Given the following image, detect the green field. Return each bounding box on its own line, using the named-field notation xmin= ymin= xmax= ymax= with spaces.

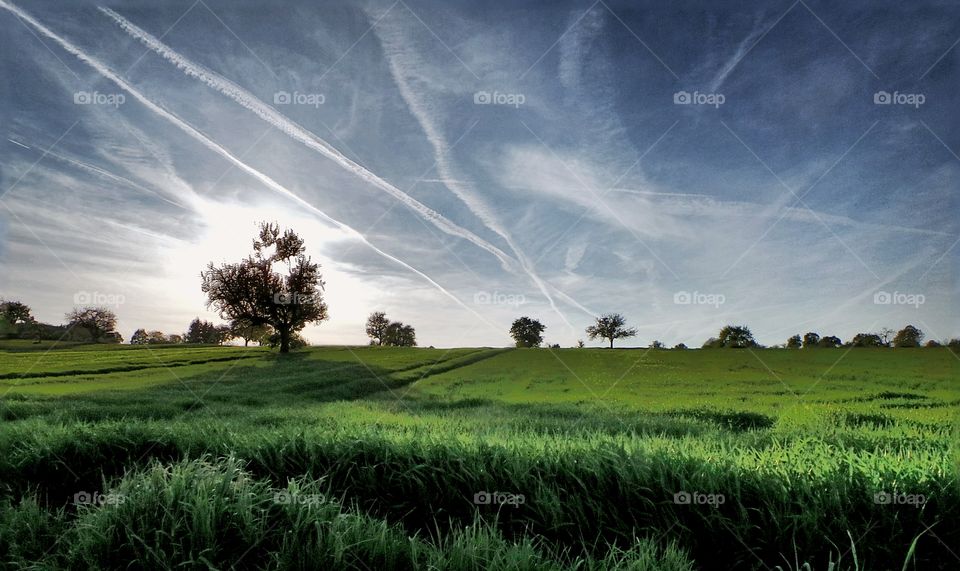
xmin=0 ymin=343 xmax=956 ymax=569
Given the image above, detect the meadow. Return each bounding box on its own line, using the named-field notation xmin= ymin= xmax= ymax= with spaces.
xmin=0 ymin=342 xmax=956 ymax=570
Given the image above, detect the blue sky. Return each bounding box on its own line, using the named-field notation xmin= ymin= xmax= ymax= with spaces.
xmin=1 ymin=0 xmax=957 ymax=347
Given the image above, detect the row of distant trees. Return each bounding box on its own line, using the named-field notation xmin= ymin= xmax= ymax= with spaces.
xmin=501 ymin=313 xmax=959 ymax=350
xmin=0 ymin=300 xmax=124 ymax=344
xmin=2 ymin=222 xmax=956 ymax=353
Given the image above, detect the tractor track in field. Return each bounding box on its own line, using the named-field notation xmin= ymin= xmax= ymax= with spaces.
xmin=0 ymin=353 xmax=263 ymax=383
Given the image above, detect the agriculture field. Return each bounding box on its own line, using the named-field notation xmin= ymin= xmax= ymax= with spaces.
xmin=0 ymin=344 xmax=957 ymax=570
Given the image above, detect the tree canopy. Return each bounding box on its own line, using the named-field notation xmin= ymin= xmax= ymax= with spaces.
xmin=585 ymin=313 xmax=637 ymax=348
xmin=509 ymin=317 xmax=545 ymax=348
xmin=201 ymin=222 xmax=327 ymax=353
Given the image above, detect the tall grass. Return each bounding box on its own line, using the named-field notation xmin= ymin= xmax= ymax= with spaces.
xmin=0 ymin=346 xmax=956 ymax=569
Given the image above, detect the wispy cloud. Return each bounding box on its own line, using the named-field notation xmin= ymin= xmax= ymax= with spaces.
xmin=98 ymin=6 xmax=518 ymax=273
xmin=1 ymin=0 xmax=494 ymax=325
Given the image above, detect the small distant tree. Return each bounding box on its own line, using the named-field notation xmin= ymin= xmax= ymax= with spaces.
xmin=925 ymin=339 xmax=942 ymax=348
xmin=509 ymin=317 xmax=546 ymax=348
xmin=0 ymin=300 xmax=32 ymax=325
xmin=167 ymin=334 xmax=184 ymax=344
xmin=130 ymin=328 xmax=149 ymax=345
xmin=650 ymin=340 xmax=665 ymax=349
xmin=576 ymin=339 xmax=585 ymax=348
xmin=893 ymin=325 xmax=923 ymax=348
xmin=383 ymin=322 xmax=416 ymax=347
xmin=262 ymin=331 xmax=308 ymax=350
xmin=365 ymin=312 xmax=390 ymax=346
xmin=818 ymin=335 xmax=841 ymax=348
xmin=201 ymin=222 xmax=329 ymax=353
xmin=849 ymin=333 xmax=882 ymax=347
xmin=231 ymin=319 xmax=270 ymax=347
xmin=185 ymin=318 xmax=226 ymax=344
xmin=786 ymin=334 xmax=802 ymax=349
xmin=717 ymin=325 xmax=756 ymax=348
xmin=802 ymin=332 xmax=820 ymax=348
xmin=878 ymin=327 xmax=895 ymax=347
xmin=66 ymin=306 xmax=119 ymax=343
xmin=673 ymin=343 xmax=687 ymax=350
xmin=702 ymin=337 xmax=722 ymax=349
xmin=586 ymin=313 xmax=637 ymax=348
xmin=215 ymin=325 xmax=233 ymax=345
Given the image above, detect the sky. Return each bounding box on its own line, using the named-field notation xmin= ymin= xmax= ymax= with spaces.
xmin=0 ymin=0 xmax=957 ymax=348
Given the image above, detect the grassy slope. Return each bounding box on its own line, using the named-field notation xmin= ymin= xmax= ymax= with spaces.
xmin=0 ymin=345 xmax=957 ymax=569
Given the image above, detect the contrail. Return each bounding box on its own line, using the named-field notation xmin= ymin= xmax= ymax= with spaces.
xmin=39 ymin=146 xmax=189 ymax=210
xmin=7 ymin=139 xmax=30 ymax=149
xmin=0 ymin=0 xmax=498 ymax=327
xmin=97 ymin=6 xmax=517 ymax=273
xmin=373 ymin=17 xmax=577 ymax=330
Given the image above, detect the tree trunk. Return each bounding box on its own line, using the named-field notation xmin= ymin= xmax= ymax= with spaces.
xmin=609 ymin=338 xmax=614 ymax=349
xmin=244 ymin=339 xmax=249 ymax=347
xmin=279 ymin=328 xmax=290 ymax=353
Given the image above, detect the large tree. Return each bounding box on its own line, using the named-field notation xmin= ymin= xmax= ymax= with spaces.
xmin=509 ymin=317 xmax=545 ymax=348
xmin=893 ymin=325 xmax=923 ymax=348
xmin=201 ymin=223 xmax=328 ymax=353
xmin=66 ymin=306 xmax=119 ymax=343
xmin=365 ymin=312 xmax=390 ymax=346
xmin=786 ymin=334 xmax=802 ymax=349
xmin=586 ymin=313 xmax=637 ymax=348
